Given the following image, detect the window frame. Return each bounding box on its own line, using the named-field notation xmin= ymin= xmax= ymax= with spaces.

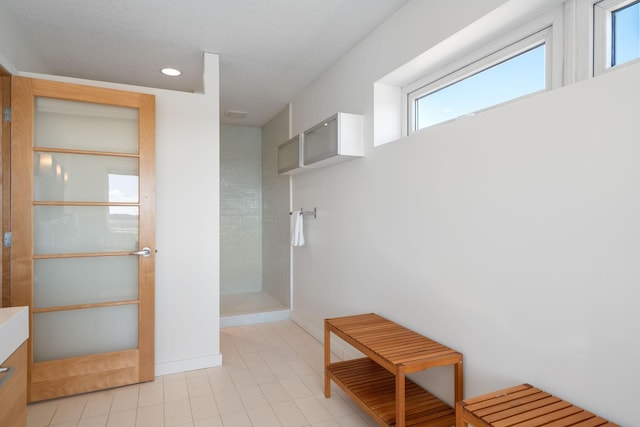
xmin=401 ymin=8 xmax=563 ymax=136
xmin=593 ymin=0 xmax=640 ymax=75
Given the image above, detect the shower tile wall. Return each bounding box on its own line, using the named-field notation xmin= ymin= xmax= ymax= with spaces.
xmin=220 ymin=124 xmax=263 ymax=294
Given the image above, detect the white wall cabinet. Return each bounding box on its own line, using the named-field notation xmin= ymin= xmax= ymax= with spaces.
xmin=277 ymin=134 xmax=304 ymax=175
xmin=303 ymin=113 xmax=363 ymax=168
xmin=277 ymin=112 xmax=364 ymax=175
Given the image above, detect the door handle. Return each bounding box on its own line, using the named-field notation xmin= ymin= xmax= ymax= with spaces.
xmin=130 ymin=247 xmax=152 ymax=257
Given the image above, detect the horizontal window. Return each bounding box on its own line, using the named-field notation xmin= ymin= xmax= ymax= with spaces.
xmin=612 ymin=1 xmax=640 ymax=65
xmin=414 ymin=44 xmax=545 ymax=130
xmin=594 ymin=0 xmax=640 ymax=74
xmin=407 ymin=30 xmax=551 ymax=133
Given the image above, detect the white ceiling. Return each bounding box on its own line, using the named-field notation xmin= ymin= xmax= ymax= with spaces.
xmin=2 ymin=0 xmax=409 ymax=126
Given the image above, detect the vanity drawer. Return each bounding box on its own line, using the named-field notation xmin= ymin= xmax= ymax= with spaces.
xmin=0 ymin=341 xmax=27 ymax=427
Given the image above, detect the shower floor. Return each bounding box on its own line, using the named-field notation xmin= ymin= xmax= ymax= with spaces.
xmin=220 ymin=290 xmax=286 ymax=315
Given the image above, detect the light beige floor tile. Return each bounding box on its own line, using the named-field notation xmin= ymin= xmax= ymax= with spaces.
xmin=246 ymin=406 xmax=282 ymax=427
xmin=271 ymin=400 xmax=310 ymax=427
xmin=49 ymin=422 xmax=76 ymax=427
xmin=317 ymin=393 xmax=356 ymax=418
xmin=220 ymin=411 xmax=253 ymax=427
xmin=163 ymin=372 xmax=186 ymax=382
xmin=50 ymin=395 xmax=88 ymax=424
xmin=220 ymin=353 xmax=246 ymax=369
xmin=237 ymin=384 xmax=269 ymax=409
xmin=258 ymin=348 xmax=283 ymax=362
xmin=82 ymin=391 xmax=114 ymax=419
xmin=208 ymin=371 xmax=235 ymax=393
xmin=110 ymin=385 xmax=139 ymax=413
xmin=248 ymin=364 xmax=277 ymax=384
xmin=276 ymin=344 xmax=300 ymax=362
xmin=294 ymin=396 xmax=333 ymax=424
xmin=190 ymin=394 xmax=219 ymax=421
xmin=267 ymin=360 xmax=297 ymax=381
xmin=335 ymin=413 xmax=371 ymax=427
xmin=240 ymin=351 xmax=265 ymax=367
xmin=299 ymin=373 xmax=324 ymax=395
xmin=106 ymin=408 xmax=136 ymax=427
xmin=305 ymin=354 xmax=326 ymax=374
xmin=228 ymin=366 xmax=256 ymax=388
xmin=164 ymin=399 xmax=193 ymax=427
xmin=135 ymin=403 xmax=164 ymax=427
xmin=186 ymin=375 xmax=213 ymax=398
xmin=193 ymin=417 xmax=223 ymax=427
xmin=27 ymin=320 xmax=351 ymax=427
xmin=78 ymin=415 xmax=108 ymax=427
xmin=229 ymin=339 xmax=256 ymax=356
xmin=185 ymin=369 xmax=208 ymax=379
xmin=164 ymin=378 xmax=189 ymax=402
xmin=213 ymin=389 xmax=244 ymax=415
xmin=287 ymin=359 xmax=316 ymax=377
xmin=281 ymin=377 xmax=314 ymax=400
xmin=259 ymin=381 xmax=292 ymax=405
xmin=27 ymin=400 xmax=59 ymax=427
xmin=312 ymin=420 xmax=341 ymax=427
xmin=138 ymin=381 xmax=164 ymax=407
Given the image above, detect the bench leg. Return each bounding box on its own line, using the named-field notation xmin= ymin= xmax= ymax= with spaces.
xmin=324 ymin=321 xmax=331 ymax=398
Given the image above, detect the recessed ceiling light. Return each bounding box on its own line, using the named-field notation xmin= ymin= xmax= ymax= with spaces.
xmin=161 ymin=68 xmax=181 ymax=77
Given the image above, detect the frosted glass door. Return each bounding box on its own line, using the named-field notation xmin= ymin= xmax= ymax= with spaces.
xmin=33 ymin=97 xmax=140 ymax=362
xmin=11 ymin=76 xmax=156 ymax=402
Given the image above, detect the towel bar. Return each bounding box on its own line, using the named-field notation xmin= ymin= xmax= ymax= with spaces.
xmin=289 ymin=207 xmax=316 ymax=218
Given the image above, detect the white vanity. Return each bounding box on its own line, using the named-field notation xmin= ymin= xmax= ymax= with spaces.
xmin=0 ymin=306 xmax=29 ymax=426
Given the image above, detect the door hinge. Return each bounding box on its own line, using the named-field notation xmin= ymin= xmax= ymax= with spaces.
xmin=2 ymin=107 xmax=10 ymax=123
xmin=3 ymin=232 xmax=11 ymax=248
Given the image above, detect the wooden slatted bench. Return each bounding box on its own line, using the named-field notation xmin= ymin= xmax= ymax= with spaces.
xmin=456 ymin=383 xmax=619 ymax=427
xmin=324 ymin=313 xmax=463 ymax=427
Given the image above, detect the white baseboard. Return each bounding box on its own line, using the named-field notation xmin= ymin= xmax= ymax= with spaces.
xmin=155 ymin=353 xmax=222 ymax=377
xmin=290 ymin=312 xmax=363 ymax=360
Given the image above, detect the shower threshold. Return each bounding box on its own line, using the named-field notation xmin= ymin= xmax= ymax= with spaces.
xmin=220 ymin=291 xmax=290 ymax=328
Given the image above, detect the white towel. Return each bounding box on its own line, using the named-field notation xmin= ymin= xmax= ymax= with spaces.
xmin=291 ymin=211 xmax=305 ymax=247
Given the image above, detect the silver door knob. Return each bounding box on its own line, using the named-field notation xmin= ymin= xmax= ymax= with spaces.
xmin=130 ymin=247 xmax=152 ymax=257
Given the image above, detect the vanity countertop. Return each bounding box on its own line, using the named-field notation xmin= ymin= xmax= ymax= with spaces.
xmin=0 ymin=306 xmax=29 ymax=363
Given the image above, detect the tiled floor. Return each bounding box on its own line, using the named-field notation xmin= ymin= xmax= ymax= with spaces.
xmin=27 ymin=320 xmax=377 ymax=427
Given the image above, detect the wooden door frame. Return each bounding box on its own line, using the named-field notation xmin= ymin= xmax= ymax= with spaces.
xmin=1 ymin=68 xmax=10 ymax=308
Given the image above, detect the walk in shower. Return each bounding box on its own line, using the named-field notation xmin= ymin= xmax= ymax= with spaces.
xmin=219 ymin=116 xmax=291 ymax=327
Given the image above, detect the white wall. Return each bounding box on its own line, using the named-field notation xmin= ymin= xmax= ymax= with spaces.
xmin=13 ymin=54 xmax=222 ymax=375
xmin=220 ymin=124 xmax=263 ymax=295
xmin=289 ymin=1 xmax=640 ymax=425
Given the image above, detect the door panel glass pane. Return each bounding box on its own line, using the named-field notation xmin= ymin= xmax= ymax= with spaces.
xmin=34 ymin=257 xmax=139 ymax=308
xmin=34 ymin=152 xmax=139 ymax=202
xmin=34 ymin=97 xmax=139 ymax=154
xmin=33 ymin=305 xmax=138 ymax=362
xmin=34 ymin=206 xmax=138 ymax=254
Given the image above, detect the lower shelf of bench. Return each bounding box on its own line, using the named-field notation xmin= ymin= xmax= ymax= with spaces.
xmin=327 ymin=358 xmax=455 ymax=427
